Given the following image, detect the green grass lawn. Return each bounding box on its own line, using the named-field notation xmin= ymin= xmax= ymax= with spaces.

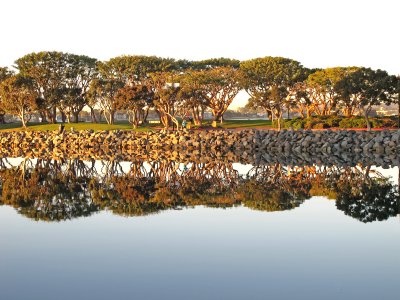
xmin=0 ymin=119 xmax=272 ymax=132
xmin=218 ymin=119 xmax=272 ymax=129
xmin=0 ymin=121 xmax=155 ymax=132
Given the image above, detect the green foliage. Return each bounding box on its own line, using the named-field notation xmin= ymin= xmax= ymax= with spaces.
xmin=334 ymin=67 xmax=398 ymax=130
xmin=240 ymin=56 xmax=307 ymax=129
xmin=0 ymin=67 xmax=13 ymax=81
xmin=338 ymin=117 xmax=367 ymax=128
xmin=0 ymin=75 xmax=37 ymax=127
xmin=190 ymin=58 xmax=240 ymax=70
xmin=15 ymin=51 xmax=97 ymax=123
xmin=274 ymin=116 xmax=397 ymax=129
xmin=98 ymin=55 xmax=174 ymax=81
xmin=180 ymin=67 xmax=242 ymax=122
xmin=3 ymin=52 xmax=398 ymax=130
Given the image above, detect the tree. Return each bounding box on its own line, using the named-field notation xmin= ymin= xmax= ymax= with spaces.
xmin=178 ymin=71 xmax=209 ymax=125
xmin=88 ymin=78 xmax=124 ymax=124
xmin=0 ymin=67 xmax=11 ymax=80
xmin=150 ymin=72 xmax=181 ymax=129
xmin=15 ymin=51 xmax=69 ymax=123
xmin=335 ymin=68 xmax=397 ymax=130
xmin=0 ymin=67 xmax=14 ymax=124
xmin=115 ymin=84 xmax=153 ymax=128
xmin=186 ymin=67 xmax=242 ymax=123
xmin=396 ymin=75 xmax=400 ymax=128
xmin=190 ymin=57 xmax=240 ymax=70
xmin=240 ymin=57 xmax=306 ymax=129
xmin=306 ymin=67 xmax=357 ymax=116
xmin=288 ymin=82 xmax=313 ymax=118
xmin=0 ymin=75 xmax=37 ymax=128
xmin=96 ymin=55 xmax=175 ymax=126
xmin=392 ymin=75 xmax=400 ymax=128
xmin=61 ymin=54 xmax=97 ymax=123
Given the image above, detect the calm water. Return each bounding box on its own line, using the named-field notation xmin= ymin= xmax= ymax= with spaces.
xmin=0 ymin=157 xmax=399 ymax=300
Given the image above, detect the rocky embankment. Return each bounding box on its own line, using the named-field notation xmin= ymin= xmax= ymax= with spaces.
xmin=0 ymin=129 xmax=399 ymax=165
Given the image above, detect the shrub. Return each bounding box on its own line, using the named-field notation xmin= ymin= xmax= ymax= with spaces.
xmin=273 ymin=116 xmax=397 ymax=129
xmin=338 ymin=117 xmax=367 ymax=128
xmin=325 ymin=116 xmax=342 ymax=128
xmin=313 ymin=122 xmax=330 ymax=129
xmin=371 ymin=117 xmax=397 ymax=128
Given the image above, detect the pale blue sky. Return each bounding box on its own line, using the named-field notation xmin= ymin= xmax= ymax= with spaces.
xmin=1 ymin=0 xmax=399 ymax=107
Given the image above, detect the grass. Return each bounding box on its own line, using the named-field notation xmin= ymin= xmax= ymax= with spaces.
xmin=218 ymin=119 xmax=272 ymax=129
xmin=0 ymin=121 xmax=155 ymax=132
xmin=0 ymin=119 xmax=273 ymax=132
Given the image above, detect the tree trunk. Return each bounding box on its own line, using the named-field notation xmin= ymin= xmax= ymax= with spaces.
xmin=306 ymin=108 xmax=311 ymax=118
xmin=363 ymin=107 xmax=371 ymax=131
xmin=192 ymin=107 xmax=202 ymax=126
xmin=50 ymin=106 xmax=57 ymax=123
xmin=104 ymin=110 xmax=115 ymax=125
xmin=143 ymin=107 xmax=149 ymax=124
xmin=160 ymin=114 xmax=169 ymax=128
xmin=276 ymin=114 xmax=282 ymax=131
xmin=213 ymin=110 xmax=223 ymax=123
xmin=398 ymin=94 xmax=400 ymax=129
xmin=40 ymin=111 xmax=47 ymax=123
xmin=20 ymin=109 xmax=27 ymax=128
xmin=73 ymin=112 xmax=79 ymax=123
xmin=129 ymin=109 xmax=140 ymax=129
xmin=61 ymin=111 xmax=67 ymax=123
xmin=89 ymin=106 xmax=98 ymax=123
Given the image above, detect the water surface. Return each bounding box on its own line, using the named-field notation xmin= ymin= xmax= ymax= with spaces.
xmin=0 ymin=157 xmax=399 ymax=300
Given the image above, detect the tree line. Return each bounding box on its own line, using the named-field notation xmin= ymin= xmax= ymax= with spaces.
xmin=0 ymin=52 xmax=399 ymax=129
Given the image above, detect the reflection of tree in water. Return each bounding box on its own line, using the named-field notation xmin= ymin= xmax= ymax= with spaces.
xmin=237 ymin=164 xmax=312 ymax=211
xmin=91 ymin=160 xmax=242 ymax=216
xmin=0 ymin=157 xmax=398 ymax=223
xmin=0 ymin=159 xmax=99 ymax=221
xmin=302 ymin=164 xmax=400 ymax=222
xmin=335 ymin=168 xmax=400 ymax=223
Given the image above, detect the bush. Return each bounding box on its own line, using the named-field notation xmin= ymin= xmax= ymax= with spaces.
xmin=313 ymin=122 xmax=330 ymax=129
xmin=338 ymin=117 xmax=367 ymax=128
xmin=325 ymin=116 xmax=342 ymax=128
xmin=371 ymin=117 xmax=397 ymax=128
xmin=272 ymin=116 xmax=397 ymax=129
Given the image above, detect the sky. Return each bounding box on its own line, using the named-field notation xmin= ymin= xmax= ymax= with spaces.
xmin=1 ymin=0 xmax=399 ymax=107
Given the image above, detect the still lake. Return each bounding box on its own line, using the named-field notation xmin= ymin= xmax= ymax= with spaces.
xmin=0 ymin=157 xmax=399 ymax=300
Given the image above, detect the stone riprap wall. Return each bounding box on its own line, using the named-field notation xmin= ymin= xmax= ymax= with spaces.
xmin=0 ymin=129 xmax=399 ymax=160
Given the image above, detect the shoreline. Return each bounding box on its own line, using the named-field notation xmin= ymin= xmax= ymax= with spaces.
xmin=0 ymin=129 xmax=399 ymax=162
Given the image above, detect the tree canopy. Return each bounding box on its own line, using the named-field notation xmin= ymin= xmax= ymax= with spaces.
xmin=0 ymin=52 xmax=397 ymax=129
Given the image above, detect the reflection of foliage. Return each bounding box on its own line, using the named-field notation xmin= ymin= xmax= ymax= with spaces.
xmin=336 ymin=179 xmax=400 ymax=223
xmin=0 ymin=158 xmax=399 ymax=223
xmin=178 ymin=177 xmax=240 ymax=208
xmin=237 ymin=165 xmax=312 ymax=212
xmin=0 ymin=160 xmax=99 ymax=221
xmin=237 ymin=180 xmax=306 ymax=212
xmin=108 ymin=178 xmax=171 ymax=216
